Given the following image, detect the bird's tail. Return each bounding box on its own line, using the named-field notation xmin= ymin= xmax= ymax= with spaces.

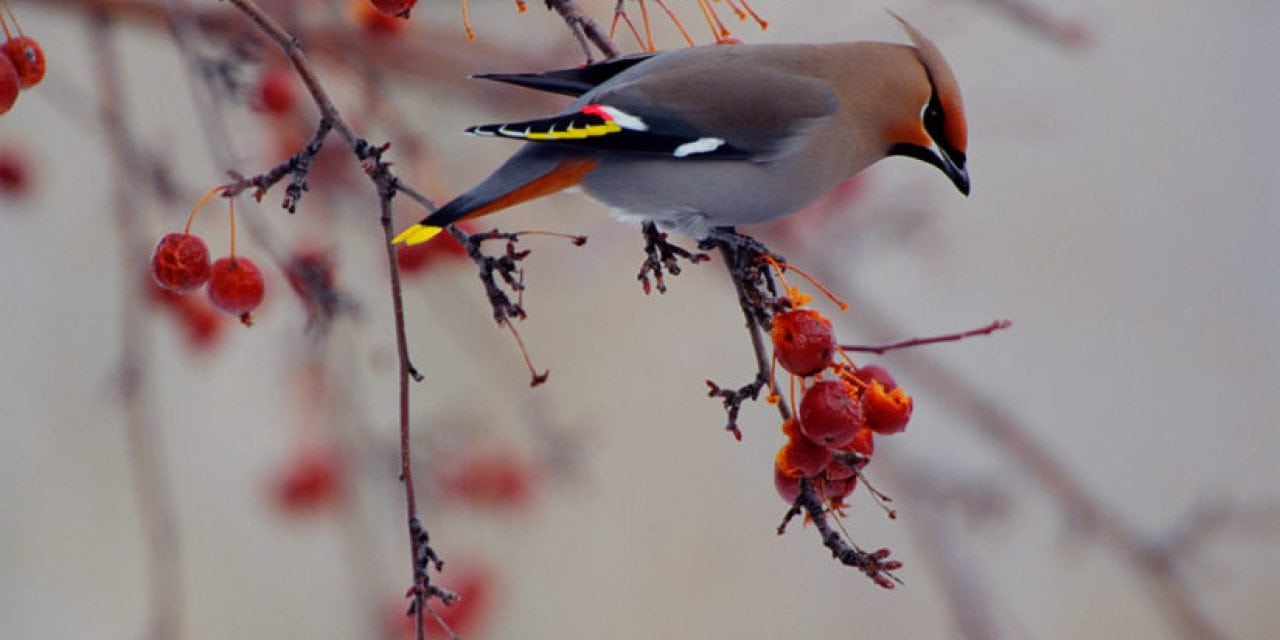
xmin=392 ymin=148 xmax=598 ymax=246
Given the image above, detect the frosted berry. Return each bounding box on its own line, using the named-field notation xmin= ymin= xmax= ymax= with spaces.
xmin=151 ymin=233 xmax=212 ymax=293
xmin=370 ymin=0 xmax=417 ymax=18
xmin=208 ymin=256 xmax=265 ymax=320
xmin=771 ymin=309 xmax=836 ymax=376
xmin=0 ymin=55 xmax=18 ymax=116
xmin=255 ymin=67 xmax=295 ymax=114
xmin=798 ymin=379 xmax=865 ymax=448
xmin=1 ymin=36 xmax=46 ymax=89
xmin=775 ymin=435 xmax=831 ymax=478
xmin=863 ymin=382 xmax=913 ymax=435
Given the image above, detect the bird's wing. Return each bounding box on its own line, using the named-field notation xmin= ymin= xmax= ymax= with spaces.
xmin=466 ymin=66 xmax=838 ymax=161
xmin=472 ymin=53 xmax=659 ymax=97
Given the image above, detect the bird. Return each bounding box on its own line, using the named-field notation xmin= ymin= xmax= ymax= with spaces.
xmin=392 ymin=12 xmax=968 ymax=246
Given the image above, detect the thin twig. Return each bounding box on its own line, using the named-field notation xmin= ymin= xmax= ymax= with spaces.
xmin=544 ymin=0 xmax=621 ymax=60
xmin=841 ymin=319 xmax=1012 ymax=355
xmin=91 ymin=11 xmax=183 ymax=640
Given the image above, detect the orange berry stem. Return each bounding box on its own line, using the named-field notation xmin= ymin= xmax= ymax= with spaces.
xmin=651 ymin=0 xmax=694 ymax=47
xmin=735 ymin=0 xmax=767 ymax=29
xmin=184 ymin=184 xmax=229 ymax=235
xmin=0 ymin=0 xmax=12 ymax=40
xmin=227 ymin=195 xmax=238 ymax=258
xmin=637 ymin=0 xmax=657 ymax=51
xmin=763 ymin=256 xmax=850 ymax=311
xmin=505 ymin=322 xmax=548 ymax=387
xmin=722 ymin=0 xmax=748 ymax=21
xmin=1 ymin=0 xmax=23 ymax=36
xmin=461 ymin=0 xmax=476 ymax=40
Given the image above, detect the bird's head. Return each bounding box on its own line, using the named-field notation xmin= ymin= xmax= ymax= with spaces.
xmin=881 ymin=13 xmax=969 ymax=195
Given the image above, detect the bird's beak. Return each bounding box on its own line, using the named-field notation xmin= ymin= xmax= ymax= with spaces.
xmin=939 ymin=148 xmax=969 ymax=196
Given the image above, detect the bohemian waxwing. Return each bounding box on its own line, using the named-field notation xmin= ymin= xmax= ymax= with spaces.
xmin=393 ymin=13 xmax=968 ymax=245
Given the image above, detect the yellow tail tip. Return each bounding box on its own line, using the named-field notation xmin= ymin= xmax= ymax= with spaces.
xmin=392 ymin=224 xmax=444 ymax=246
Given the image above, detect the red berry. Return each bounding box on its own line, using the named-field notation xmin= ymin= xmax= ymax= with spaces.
xmin=853 ymin=364 xmax=898 ymax=391
xmin=0 ymin=55 xmax=19 ymax=116
xmin=771 ymin=309 xmax=836 ymax=376
xmin=272 ymin=449 xmax=343 ymax=514
xmin=843 ymin=426 xmax=875 ymax=457
xmin=350 ymin=0 xmax=407 ymax=35
xmin=396 ymin=224 xmax=470 ymax=275
xmin=208 ymin=256 xmax=266 ymax=319
xmin=863 ymin=382 xmax=913 ymax=435
xmin=385 ymin=564 xmax=493 ymax=639
xmin=369 ymin=0 xmax=417 ymax=18
xmin=814 ymin=473 xmax=857 ymax=505
xmin=773 ymin=458 xmax=802 ymax=504
xmin=775 ymin=435 xmax=831 ymax=478
xmin=0 ymin=145 xmax=30 ymax=197
xmin=798 ymin=380 xmax=865 ymax=448
xmin=256 ymin=67 xmax=296 ymax=114
xmin=439 ymin=450 xmax=537 ymax=509
xmin=2 ymin=36 xmax=45 ymax=89
xmin=147 ymin=280 xmax=226 ymax=351
xmin=151 ymin=233 xmax=212 ymax=293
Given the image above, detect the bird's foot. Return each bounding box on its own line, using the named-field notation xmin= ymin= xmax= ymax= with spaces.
xmin=637 ymin=222 xmax=710 ymax=294
xmin=699 ymin=227 xmax=789 ymax=324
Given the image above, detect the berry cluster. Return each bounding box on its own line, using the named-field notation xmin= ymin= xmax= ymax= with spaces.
xmin=768 ymin=308 xmax=913 ymax=511
xmin=0 ymin=6 xmax=45 ymax=116
xmin=150 ymin=186 xmax=266 ymax=327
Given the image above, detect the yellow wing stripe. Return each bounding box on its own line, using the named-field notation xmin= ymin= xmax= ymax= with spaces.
xmin=392 ymin=224 xmax=444 ymax=246
xmin=517 ymin=120 xmax=621 ymax=141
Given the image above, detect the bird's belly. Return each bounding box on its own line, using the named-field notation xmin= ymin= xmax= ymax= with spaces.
xmin=580 ymin=159 xmax=833 ymax=238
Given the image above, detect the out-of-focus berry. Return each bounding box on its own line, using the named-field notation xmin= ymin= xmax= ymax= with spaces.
xmin=439 ymin=450 xmax=537 ymax=509
xmin=0 ymin=145 xmax=31 ymax=197
xmin=255 ymin=67 xmax=296 ymax=115
xmin=397 ymin=224 xmax=471 ymax=275
xmin=350 ymin=0 xmax=408 ymax=35
xmin=272 ymin=448 xmax=344 ymax=514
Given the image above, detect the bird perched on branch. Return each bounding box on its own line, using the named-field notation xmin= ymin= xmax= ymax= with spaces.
xmin=393 ymin=12 xmax=968 ymax=246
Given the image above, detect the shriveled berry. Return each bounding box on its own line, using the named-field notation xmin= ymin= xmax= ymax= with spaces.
xmin=798 ymin=380 xmax=865 ymax=448
xmin=208 ymin=256 xmax=265 ymax=319
xmin=255 ymin=67 xmax=296 ymax=114
xmin=771 ymin=309 xmax=836 ymax=376
xmin=0 ymin=55 xmax=19 ymax=116
xmin=370 ymin=0 xmax=417 ymax=18
xmin=2 ymin=36 xmax=46 ymax=89
xmin=853 ymin=364 xmax=898 ymax=391
xmin=775 ymin=435 xmax=831 ymax=478
xmin=151 ymin=233 xmax=212 ymax=293
xmin=863 ymin=382 xmax=913 ymax=435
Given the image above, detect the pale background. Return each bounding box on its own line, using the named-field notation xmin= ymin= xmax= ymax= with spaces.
xmin=1 ymin=0 xmax=1277 ymax=639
